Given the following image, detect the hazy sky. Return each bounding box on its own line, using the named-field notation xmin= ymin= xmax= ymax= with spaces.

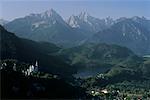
xmin=0 ymin=0 xmax=150 ymax=21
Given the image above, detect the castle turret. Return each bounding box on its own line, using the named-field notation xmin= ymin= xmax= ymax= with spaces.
xmin=35 ymin=60 xmax=38 ymax=67
xmin=13 ymin=63 xmax=17 ymax=71
xmin=35 ymin=60 xmax=38 ymax=72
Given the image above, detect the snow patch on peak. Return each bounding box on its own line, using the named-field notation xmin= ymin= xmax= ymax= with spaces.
xmin=122 ymin=24 xmax=126 ymax=36
xmin=105 ymin=17 xmax=114 ymax=26
xmin=67 ymin=15 xmax=80 ymax=28
xmin=137 ymin=29 xmax=141 ymax=35
xmin=45 ymin=9 xmax=56 ymax=17
xmin=132 ymin=16 xmax=141 ymax=21
xmin=32 ymin=21 xmax=46 ymax=29
xmin=79 ymin=12 xmax=89 ymax=22
xmin=40 ymin=9 xmax=61 ymax=19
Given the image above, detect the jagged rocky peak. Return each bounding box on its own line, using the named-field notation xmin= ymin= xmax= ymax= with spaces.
xmin=132 ymin=16 xmax=141 ymax=20
xmin=30 ymin=8 xmax=66 ymax=28
xmin=131 ymin=16 xmax=147 ymax=21
xmin=43 ymin=9 xmax=58 ymax=17
xmin=78 ymin=11 xmax=90 ymax=21
xmin=67 ymin=12 xmax=115 ymax=33
xmin=105 ymin=16 xmax=114 ymax=25
xmin=116 ymin=16 xmax=148 ymax=23
xmin=67 ymin=15 xmax=80 ymax=28
xmin=115 ymin=17 xmax=128 ymax=23
xmin=68 ymin=15 xmax=78 ymax=21
xmin=28 ymin=9 xmax=62 ymax=21
xmin=40 ymin=9 xmax=62 ymax=19
xmin=131 ymin=16 xmax=149 ymax=23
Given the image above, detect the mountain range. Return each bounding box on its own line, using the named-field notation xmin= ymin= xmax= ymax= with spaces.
xmin=87 ymin=16 xmax=150 ymax=55
xmin=3 ymin=9 xmax=150 ymax=55
xmin=4 ymin=9 xmax=85 ymax=47
xmin=67 ymin=12 xmax=113 ymax=36
xmin=1 ymin=24 xmax=150 ymax=81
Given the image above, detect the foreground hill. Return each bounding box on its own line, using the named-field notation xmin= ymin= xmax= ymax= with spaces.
xmin=0 ymin=25 xmax=75 ymax=78
xmin=57 ymin=43 xmax=142 ymax=78
xmin=1 ymin=70 xmax=89 ymax=99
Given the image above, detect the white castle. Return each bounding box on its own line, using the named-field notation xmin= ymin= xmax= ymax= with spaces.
xmin=22 ymin=61 xmax=39 ymax=76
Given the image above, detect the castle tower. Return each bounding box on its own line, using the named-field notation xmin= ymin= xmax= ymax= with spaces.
xmin=35 ymin=60 xmax=38 ymax=67
xmin=35 ymin=60 xmax=38 ymax=72
xmin=13 ymin=63 xmax=17 ymax=71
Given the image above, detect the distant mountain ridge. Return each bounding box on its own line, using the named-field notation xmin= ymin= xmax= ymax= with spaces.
xmin=67 ymin=12 xmax=114 ymax=36
xmin=87 ymin=16 xmax=150 ymax=55
xmin=4 ymin=9 xmax=86 ymax=47
xmin=4 ymin=9 xmax=150 ymax=55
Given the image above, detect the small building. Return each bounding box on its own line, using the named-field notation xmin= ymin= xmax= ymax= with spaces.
xmin=91 ymin=90 xmax=95 ymax=94
xmin=101 ymin=89 xmax=108 ymax=94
